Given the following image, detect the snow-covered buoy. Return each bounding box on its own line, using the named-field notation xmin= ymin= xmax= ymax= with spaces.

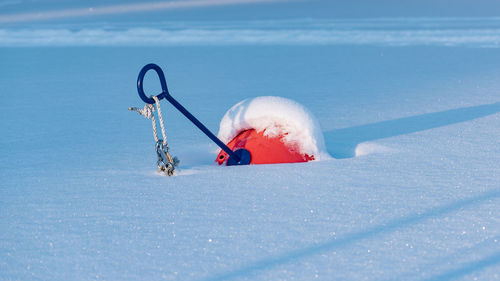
xmin=216 ymin=96 xmax=329 ymax=165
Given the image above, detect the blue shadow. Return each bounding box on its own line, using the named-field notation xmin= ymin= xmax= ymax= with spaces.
xmin=203 ymin=189 xmax=500 ymax=281
xmin=324 ymin=102 xmax=500 ymax=158
xmin=424 ymin=252 xmax=500 ymax=281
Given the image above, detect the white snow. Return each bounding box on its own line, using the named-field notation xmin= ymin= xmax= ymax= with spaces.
xmin=354 ymin=142 xmax=391 ymax=157
xmin=1 ymin=11 xmax=500 ymax=281
xmin=216 ymin=96 xmax=330 ymax=160
xmin=4 ymin=18 xmax=500 ymax=47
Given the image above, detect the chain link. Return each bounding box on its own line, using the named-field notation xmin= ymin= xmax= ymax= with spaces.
xmin=129 ymin=97 xmax=179 ymax=176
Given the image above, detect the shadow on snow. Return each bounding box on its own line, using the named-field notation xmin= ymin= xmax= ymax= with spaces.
xmin=324 ymin=102 xmax=500 ymax=159
xmin=423 ymin=252 xmax=500 ymax=281
xmin=203 ymin=188 xmax=500 ymax=281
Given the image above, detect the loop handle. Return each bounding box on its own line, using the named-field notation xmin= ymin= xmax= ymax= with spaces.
xmin=137 ymin=63 xmax=170 ymax=104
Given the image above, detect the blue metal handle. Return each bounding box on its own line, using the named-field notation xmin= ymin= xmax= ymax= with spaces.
xmin=137 ymin=63 xmax=169 ymax=104
xmin=136 ymin=63 xmax=250 ymax=165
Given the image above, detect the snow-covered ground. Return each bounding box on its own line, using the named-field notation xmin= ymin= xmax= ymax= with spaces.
xmin=1 ymin=1 xmax=500 ymax=280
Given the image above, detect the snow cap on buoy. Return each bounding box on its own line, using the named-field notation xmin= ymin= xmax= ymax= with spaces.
xmin=216 ymin=96 xmax=329 ymax=165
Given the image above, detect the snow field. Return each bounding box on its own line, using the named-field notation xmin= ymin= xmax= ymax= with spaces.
xmin=1 ymin=35 xmax=500 ymax=280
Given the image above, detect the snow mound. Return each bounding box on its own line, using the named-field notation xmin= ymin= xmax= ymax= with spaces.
xmin=354 ymin=142 xmax=392 ymax=157
xmin=217 ymin=96 xmax=330 ymax=160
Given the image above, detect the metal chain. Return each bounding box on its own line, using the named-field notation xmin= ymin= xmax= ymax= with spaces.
xmin=129 ymin=97 xmax=179 ymax=176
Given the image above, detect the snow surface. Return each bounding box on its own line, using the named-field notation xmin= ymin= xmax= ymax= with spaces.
xmin=5 ymin=18 xmax=500 ymax=47
xmin=217 ymin=96 xmax=329 ymax=160
xmin=1 ymin=2 xmax=500 ymax=280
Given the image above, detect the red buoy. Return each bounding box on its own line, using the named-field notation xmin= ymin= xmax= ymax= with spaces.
xmin=216 ymin=129 xmax=314 ymax=165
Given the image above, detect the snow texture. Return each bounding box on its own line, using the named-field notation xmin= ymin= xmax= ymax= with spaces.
xmin=1 ymin=1 xmax=500 ymax=281
xmin=4 ymin=18 xmax=500 ymax=47
xmin=217 ymin=96 xmax=329 ymax=160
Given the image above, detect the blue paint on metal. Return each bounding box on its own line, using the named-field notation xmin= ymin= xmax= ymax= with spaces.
xmin=226 ymin=148 xmax=252 ymax=166
xmin=137 ymin=63 xmax=251 ymax=165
